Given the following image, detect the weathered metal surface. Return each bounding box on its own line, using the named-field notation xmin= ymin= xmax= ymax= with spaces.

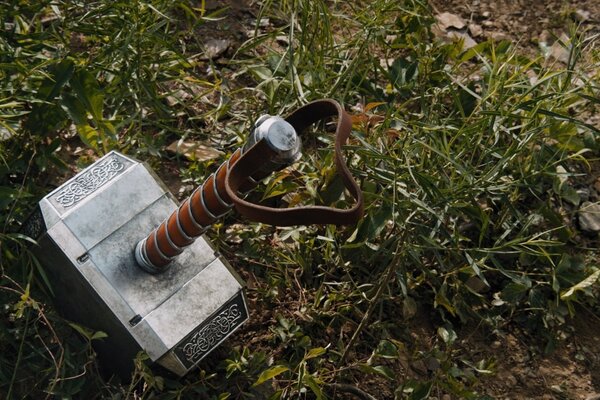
xmin=29 ymin=151 xmax=249 ymax=376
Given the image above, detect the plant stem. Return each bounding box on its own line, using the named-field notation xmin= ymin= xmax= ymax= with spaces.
xmin=7 ymin=308 xmax=31 ymax=400
xmin=340 ymin=239 xmax=405 ymax=365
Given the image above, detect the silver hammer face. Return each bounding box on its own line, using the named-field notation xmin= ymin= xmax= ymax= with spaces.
xmin=24 ymin=151 xmax=249 ymax=377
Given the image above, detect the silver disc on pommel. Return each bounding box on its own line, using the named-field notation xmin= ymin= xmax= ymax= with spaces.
xmin=244 ymin=115 xmax=302 ymax=166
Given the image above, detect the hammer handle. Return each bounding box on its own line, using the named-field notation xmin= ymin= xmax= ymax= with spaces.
xmin=136 ymin=99 xmax=364 ymax=273
xmin=136 ymin=147 xmax=275 ymax=272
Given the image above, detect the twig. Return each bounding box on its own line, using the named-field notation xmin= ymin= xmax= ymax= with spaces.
xmin=38 ymin=310 xmax=64 ymax=399
xmin=327 ymin=382 xmax=378 ymax=400
xmin=7 ymin=308 xmax=31 ymax=400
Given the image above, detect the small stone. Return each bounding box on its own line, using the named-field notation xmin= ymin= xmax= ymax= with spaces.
xmin=527 ymin=370 xmax=538 ymax=379
xmin=202 ymin=38 xmax=231 ymax=60
xmin=482 ymin=11 xmax=491 ymax=18
xmin=435 ymin=12 xmax=467 ymax=30
xmin=379 ymin=58 xmax=395 ymax=68
xmin=527 ymin=70 xmax=538 ymax=85
xmin=578 ymin=202 xmax=600 ymax=233
xmin=491 ymin=340 xmax=502 ymax=349
xmin=244 ymin=28 xmax=258 ymax=39
xmin=574 ymin=9 xmax=591 ymax=22
xmin=577 ymin=188 xmax=590 ymax=202
xmin=165 ymin=89 xmax=192 ymax=106
xmin=468 ymin=23 xmax=483 ymax=37
xmin=0 ymin=127 xmax=12 ymax=140
xmin=548 ymin=34 xmax=571 ymax=64
xmin=177 ymin=185 xmax=194 ymax=198
xmin=593 ymin=178 xmax=600 ymax=193
xmin=550 ymin=385 xmax=563 ymax=394
xmin=275 ymin=35 xmax=289 ymax=45
xmin=556 ymin=165 xmax=569 ymax=185
xmin=489 ymin=31 xmax=510 ymax=41
xmin=447 ymin=31 xmax=477 ymax=49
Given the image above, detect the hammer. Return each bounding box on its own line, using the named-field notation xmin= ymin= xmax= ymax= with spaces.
xmin=22 ymin=99 xmax=363 ymax=377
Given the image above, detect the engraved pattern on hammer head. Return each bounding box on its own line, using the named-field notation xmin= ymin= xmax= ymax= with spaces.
xmin=55 ymin=157 xmax=125 ymax=208
xmin=182 ymin=304 xmax=242 ymax=362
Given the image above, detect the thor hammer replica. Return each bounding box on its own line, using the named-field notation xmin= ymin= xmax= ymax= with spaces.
xmin=21 ymin=99 xmax=363 ymax=377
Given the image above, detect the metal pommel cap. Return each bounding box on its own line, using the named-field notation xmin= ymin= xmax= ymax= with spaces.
xmin=244 ymin=115 xmax=302 ymax=167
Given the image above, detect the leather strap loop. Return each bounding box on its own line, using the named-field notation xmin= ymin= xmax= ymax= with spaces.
xmin=224 ymin=99 xmax=364 ymax=226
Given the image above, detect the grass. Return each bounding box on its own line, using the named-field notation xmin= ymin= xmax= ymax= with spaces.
xmin=1 ymin=0 xmax=599 ymax=398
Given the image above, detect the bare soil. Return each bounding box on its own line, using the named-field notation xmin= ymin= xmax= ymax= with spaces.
xmin=430 ymin=0 xmax=600 ymax=54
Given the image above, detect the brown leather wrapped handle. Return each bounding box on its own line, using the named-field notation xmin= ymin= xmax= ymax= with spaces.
xmin=135 ymin=148 xmax=273 ymax=272
xmin=225 ymin=99 xmax=364 ymax=226
xmin=136 ymin=99 xmax=363 ymax=273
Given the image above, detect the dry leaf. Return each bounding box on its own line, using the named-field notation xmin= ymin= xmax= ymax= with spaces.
xmin=435 ymin=12 xmax=466 ymax=31
xmin=166 ymin=140 xmax=223 ymax=162
xmin=447 ymin=30 xmax=477 ymax=50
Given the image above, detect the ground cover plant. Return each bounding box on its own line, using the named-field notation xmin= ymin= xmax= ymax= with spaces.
xmin=0 ymin=0 xmax=599 ymax=398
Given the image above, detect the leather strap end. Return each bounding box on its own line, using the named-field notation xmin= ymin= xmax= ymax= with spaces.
xmin=224 ymin=99 xmax=364 ymax=227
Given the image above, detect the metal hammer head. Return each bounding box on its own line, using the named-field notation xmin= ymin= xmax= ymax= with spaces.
xmin=24 ymin=152 xmax=249 ymax=377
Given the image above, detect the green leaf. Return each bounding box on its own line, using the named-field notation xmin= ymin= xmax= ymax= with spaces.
xmin=0 ymin=186 xmax=22 ymax=208
xmin=501 ymin=281 xmax=531 ymax=304
xmin=62 ymin=94 xmax=88 ymax=125
xmin=460 ymin=41 xmax=491 ymax=61
xmin=253 ymin=365 xmax=289 ymax=386
xmin=249 ymin=66 xmax=273 ymax=81
xmin=434 ymin=283 xmax=456 ymax=315
xmin=359 ymin=364 xmax=396 ymax=380
xmin=268 ymin=390 xmax=283 ymax=400
xmin=69 ymin=322 xmax=94 ymax=339
xmin=303 ymin=374 xmax=324 ymax=399
xmin=438 ymin=326 xmax=457 ymax=346
xmin=91 ymin=331 xmax=108 ymax=340
xmin=559 ymin=183 xmax=580 ymax=206
xmin=375 ymin=340 xmax=399 ymax=359
xmin=305 ymin=347 xmax=326 ymax=360
xmin=31 ymin=256 xmax=54 ymax=297
xmin=528 ymin=287 xmax=545 ymax=308
xmin=560 ymin=269 xmax=600 ymax=300
xmin=76 ymin=124 xmax=101 ymax=150
xmin=71 ymin=70 xmax=104 ymax=122
xmin=352 ymin=203 xmax=393 ymax=243
xmin=46 ymin=60 xmax=75 ymax=100
xmin=372 ymin=365 xmax=396 ymax=380
xmin=408 ymin=381 xmax=433 ymax=400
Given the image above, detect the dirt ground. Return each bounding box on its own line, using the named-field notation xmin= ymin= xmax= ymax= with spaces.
xmin=429 ymin=1 xmax=600 ymax=399
xmin=430 ymin=0 xmax=600 ymax=51
xmin=160 ymin=1 xmax=600 ymax=399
